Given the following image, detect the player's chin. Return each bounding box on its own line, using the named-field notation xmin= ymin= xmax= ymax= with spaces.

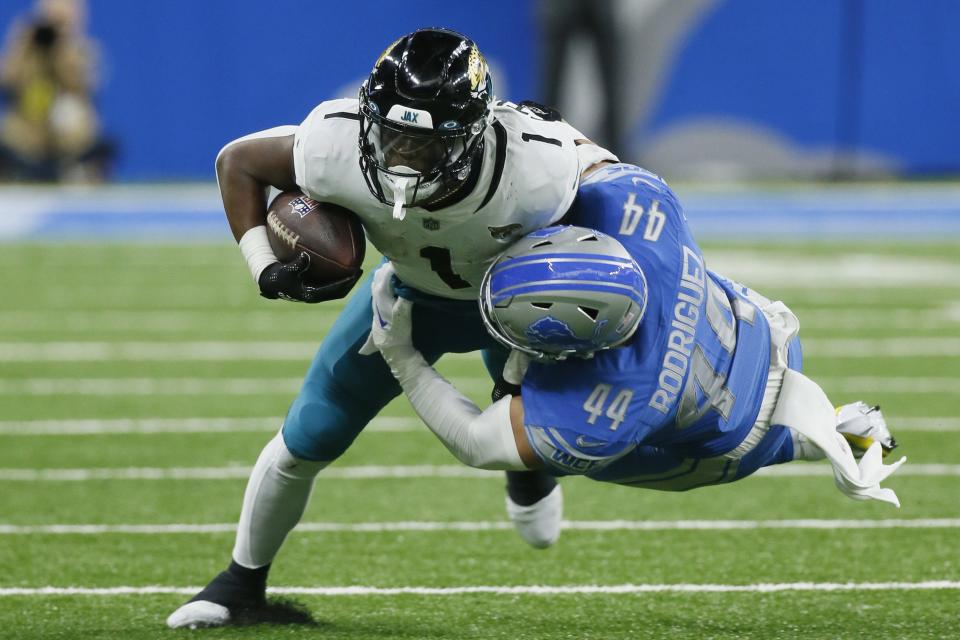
xmin=419 ymin=175 xmax=466 ymax=207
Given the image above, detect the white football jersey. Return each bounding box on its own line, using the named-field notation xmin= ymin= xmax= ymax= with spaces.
xmin=293 ymin=98 xmax=598 ymax=300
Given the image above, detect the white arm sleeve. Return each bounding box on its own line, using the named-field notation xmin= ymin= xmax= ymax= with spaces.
xmin=386 ymin=347 xmax=526 ymax=471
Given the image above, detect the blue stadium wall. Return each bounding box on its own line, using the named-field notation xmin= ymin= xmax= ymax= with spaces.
xmin=1 ymin=0 xmax=956 ymax=180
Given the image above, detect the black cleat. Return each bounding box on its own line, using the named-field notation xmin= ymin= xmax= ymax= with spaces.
xmin=166 ymin=562 xmax=269 ymax=629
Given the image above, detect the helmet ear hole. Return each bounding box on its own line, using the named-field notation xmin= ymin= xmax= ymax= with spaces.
xmin=578 ymin=306 xmax=600 ymax=321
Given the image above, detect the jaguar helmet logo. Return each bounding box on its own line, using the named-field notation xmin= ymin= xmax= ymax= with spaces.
xmin=374 ymin=37 xmax=403 ymax=70
xmin=467 ymin=46 xmax=489 ymax=96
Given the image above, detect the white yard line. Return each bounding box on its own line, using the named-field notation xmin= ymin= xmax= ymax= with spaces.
xmin=815 ymin=377 xmax=960 ymax=394
xmin=0 ymin=465 xmax=493 ymax=481
xmin=769 ymin=290 xmax=953 ymax=305
xmin=0 ymin=416 xmax=420 ymax=435
xmin=0 ymin=463 xmax=952 ymax=482
xmin=1 ymin=582 xmax=958 ymax=597
xmin=0 ymin=415 xmax=954 ymax=436
xmin=0 ymin=308 xmax=956 ymax=333
xmin=0 ymin=378 xmax=303 ymax=395
xmin=802 ymin=338 xmax=960 ymax=357
xmin=0 ymin=310 xmax=317 ymax=332
xmin=797 ymin=309 xmax=958 ymax=330
xmin=752 ymin=463 xmax=954 ymax=477
xmin=705 ymin=252 xmax=960 ymax=289
xmin=0 ymin=342 xmax=319 ymax=361
xmin=1 ymin=519 xmax=958 ymax=535
xmin=2 ymin=375 xmax=958 ymax=396
xmin=3 ymin=247 xmax=954 ymax=283
xmin=2 ymin=337 xmax=960 ymax=361
xmin=886 ymin=417 xmax=960 ymax=431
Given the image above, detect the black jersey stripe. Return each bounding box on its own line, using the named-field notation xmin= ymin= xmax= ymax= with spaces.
xmin=521 ymin=132 xmax=562 ymax=147
xmin=475 ymin=120 xmax=508 ymax=214
xmin=323 ymin=112 xmax=360 ymax=121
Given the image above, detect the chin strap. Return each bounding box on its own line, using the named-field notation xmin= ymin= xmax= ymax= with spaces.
xmin=391 ymin=178 xmax=408 ymax=221
xmin=503 ymin=350 xmax=531 ymax=386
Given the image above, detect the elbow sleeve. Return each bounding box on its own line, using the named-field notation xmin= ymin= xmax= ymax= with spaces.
xmin=396 ymin=352 xmax=526 ymax=471
xmin=456 ymin=397 xmax=525 ymax=471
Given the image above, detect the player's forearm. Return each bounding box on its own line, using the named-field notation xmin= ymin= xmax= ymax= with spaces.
xmin=384 ymin=346 xmax=527 ymax=471
xmin=215 ymin=129 xmax=298 ymax=242
xmin=217 ymin=159 xmax=270 ymax=242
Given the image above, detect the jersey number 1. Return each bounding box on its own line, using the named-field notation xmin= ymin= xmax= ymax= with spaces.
xmin=420 ymin=246 xmax=471 ymax=289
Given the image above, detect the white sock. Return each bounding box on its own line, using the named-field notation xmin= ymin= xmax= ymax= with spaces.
xmin=232 ymin=430 xmax=328 ymax=568
xmin=789 ymin=427 xmax=826 ymax=461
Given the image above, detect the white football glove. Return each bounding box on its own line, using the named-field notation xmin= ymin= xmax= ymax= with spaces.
xmin=358 ymin=262 xmax=415 ymax=359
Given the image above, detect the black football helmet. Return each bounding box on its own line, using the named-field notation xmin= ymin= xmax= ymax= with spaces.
xmin=358 ymin=28 xmax=493 ymax=213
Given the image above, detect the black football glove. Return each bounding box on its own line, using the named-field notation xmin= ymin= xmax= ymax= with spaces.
xmin=491 ymin=377 xmax=521 ymax=402
xmin=257 ymin=252 xmax=360 ymax=303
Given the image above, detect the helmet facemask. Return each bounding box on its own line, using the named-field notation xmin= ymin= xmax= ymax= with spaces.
xmin=359 ymin=90 xmax=488 ymax=217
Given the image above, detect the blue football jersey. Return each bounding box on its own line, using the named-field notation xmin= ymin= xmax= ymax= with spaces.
xmin=521 ymin=164 xmax=772 ymax=475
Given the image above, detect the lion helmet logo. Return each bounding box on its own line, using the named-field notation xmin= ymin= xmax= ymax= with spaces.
xmin=525 ymin=316 xmax=594 ymax=351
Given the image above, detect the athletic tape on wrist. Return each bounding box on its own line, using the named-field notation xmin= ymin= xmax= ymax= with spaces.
xmin=238 ymin=225 xmax=278 ymax=283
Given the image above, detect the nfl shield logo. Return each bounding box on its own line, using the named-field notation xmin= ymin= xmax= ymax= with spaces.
xmin=422 ymin=218 xmax=440 ymax=231
xmin=290 ymin=197 xmax=319 ymax=218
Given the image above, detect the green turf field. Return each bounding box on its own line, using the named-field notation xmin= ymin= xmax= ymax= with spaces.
xmin=1 ymin=241 xmax=958 ymax=639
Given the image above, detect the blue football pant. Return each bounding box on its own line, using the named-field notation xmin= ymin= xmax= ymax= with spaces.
xmin=281 ymin=266 xmax=509 ymax=462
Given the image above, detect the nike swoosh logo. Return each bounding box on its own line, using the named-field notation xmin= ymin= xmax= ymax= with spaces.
xmin=576 ymin=436 xmax=607 ymax=449
xmin=631 ymin=176 xmax=657 ymax=188
xmin=375 ymin=307 xmax=387 ymax=328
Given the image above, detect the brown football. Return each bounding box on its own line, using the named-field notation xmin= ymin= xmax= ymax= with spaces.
xmin=265 ymin=191 xmax=365 ymax=285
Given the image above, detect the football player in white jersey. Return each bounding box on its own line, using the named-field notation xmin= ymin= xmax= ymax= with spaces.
xmin=167 ymin=28 xmax=617 ymax=629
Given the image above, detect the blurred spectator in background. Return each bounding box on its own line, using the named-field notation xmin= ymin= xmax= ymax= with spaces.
xmin=0 ymin=0 xmax=114 ymax=182
xmin=538 ymin=0 xmax=624 ymax=159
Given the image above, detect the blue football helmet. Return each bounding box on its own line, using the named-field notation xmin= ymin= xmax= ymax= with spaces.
xmin=480 ymin=226 xmax=648 ymax=360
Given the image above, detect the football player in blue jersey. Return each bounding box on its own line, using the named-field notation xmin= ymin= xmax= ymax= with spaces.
xmin=367 ymin=161 xmax=905 ymax=506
